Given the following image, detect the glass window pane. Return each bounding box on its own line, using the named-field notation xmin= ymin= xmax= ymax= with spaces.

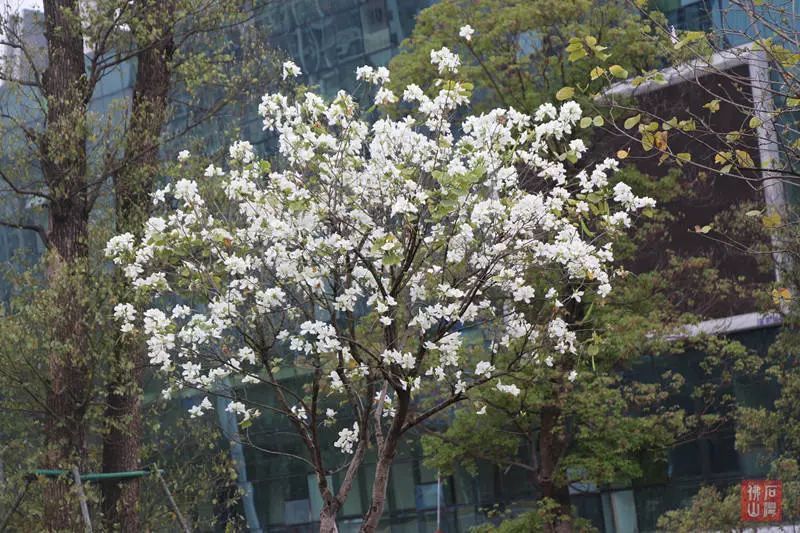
xmin=390 ymin=462 xmax=415 ymax=511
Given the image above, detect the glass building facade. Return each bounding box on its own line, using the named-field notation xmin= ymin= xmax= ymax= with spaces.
xmin=232 ymin=326 xmax=779 ymax=533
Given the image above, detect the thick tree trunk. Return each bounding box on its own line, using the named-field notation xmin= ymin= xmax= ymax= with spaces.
xmin=102 ymin=4 xmax=174 ymax=529
xmin=40 ymin=0 xmax=90 ymax=529
xmin=100 ymin=358 xmax=143 ymax=531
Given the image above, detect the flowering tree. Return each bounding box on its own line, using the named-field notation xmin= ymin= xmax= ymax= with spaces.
xmin=106 ymin=42 xmax=653 ymax=532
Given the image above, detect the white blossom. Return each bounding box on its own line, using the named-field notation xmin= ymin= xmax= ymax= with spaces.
xmin=290 ymin=404 xmax=308 ymax=421
xmin=188 ymin=397 xmax=213 ymax=418
xmin=475 ymin=361 xmax=495 ymax=378
xmin=282 ymin=60 xmax=301 ymax=80
xmin=334 ymin=421 xmax=360 ymax=454
xmin=496 ymin=381 xmax=521 ymax=396
xmin=430 ymin=47 xmax=460 ymax=74
xmin=113 ymin=303 xmax=136 ymax=333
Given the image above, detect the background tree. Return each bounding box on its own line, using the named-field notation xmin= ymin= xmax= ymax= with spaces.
xmin=387 ymin=0 xmax=666 ymax=115
xmin=0 ymin=0 xmax=278 ymax=528
xmin=387 ymin=1 xmax=778 ymax=530
xmin=553 ymin=0 xmax=800 ymax=527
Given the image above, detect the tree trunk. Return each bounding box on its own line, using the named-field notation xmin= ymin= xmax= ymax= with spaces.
xmin=319 ymin=505 xmax=340 ymax=533
xmin=361 ymin=452 xmax=394 ymax=533
xmin=538 ymin=405 xmax=572 ymax=533
xmin=40 ymin=0 xmax=91 ymax=529
xmin=360 ymin=391 xmax=409 ymax=532
xmin=102 ymin=3 xmax=174 ymax=529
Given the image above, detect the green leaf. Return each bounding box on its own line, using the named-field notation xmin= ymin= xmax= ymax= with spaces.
xmin=675 ymin=31 xmax=706 ymax=50
xmin=624 ymin=114 xmax=641 ymax=129
xmin=556 ymin=86 xmax=575 ymax=100
xmin=641 ymin=132 xmax=654 ymax=152
xmin=592 ymin=115 xmax=604 ymax=127
xmin=580 ymin=117 xmax=593 ymax=128
xmin=787 ymin=97 xmax=800 ymax=106
xmin=568 ymin=49 xmax=588 ymax=62
xmin=580 ymin=218 xmax=595 ymax=237
xmin=609 ymin=64 xmax=628 ymax=79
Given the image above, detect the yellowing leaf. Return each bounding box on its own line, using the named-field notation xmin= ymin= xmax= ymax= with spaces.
xmin=749 ymin=116 xmax=763 ymax=128
xmin=580 ymin=117 xmax=592 ymax=128
xmin=735 ymin=149 xmax=755 ymax=168
xmin=787 ymin=97 xmax=800 ymax=106
xmin=745 ymin=209 xmax=761 ymax=217
xmin=590 ymin=66 xmax=605 ymax=80
xmin=762 ymin=212 xmax=782 ymax=229
xmin=715 ymin=151 xmax=732 ymax=165
xmin=616 ymin=149 xmax=629 ymax=159
xmin=726 ymin=131 xmax=742 ymax=143
xmin=654 ymin=130 xmax=669 ymax=151
xmin=773 ymin=287 xmax=792 ymax=304
xmin=556 ymin=86 xmax=575 ymax=100
xmin=593 ymin=115 xmax=604 ymax=127
xmin=703 ymin=99 xmax=720 ymax=112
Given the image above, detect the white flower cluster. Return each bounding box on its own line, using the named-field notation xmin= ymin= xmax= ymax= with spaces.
xmin=113 ymin=303 xmax=136 ymax=333
xmin=106 ymin=46 xmax=653 ymax=441
xmin=334 ymin=421 xmax=360 ymax=454
xmin=282 ymin=60 xmax=301 ymax=80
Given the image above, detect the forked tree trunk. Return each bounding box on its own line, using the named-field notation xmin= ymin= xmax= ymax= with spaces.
xmin=320 ymin=505 xmax=339 ymax=533
xmin=102 ymin=3 xmax=174 ymax=529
